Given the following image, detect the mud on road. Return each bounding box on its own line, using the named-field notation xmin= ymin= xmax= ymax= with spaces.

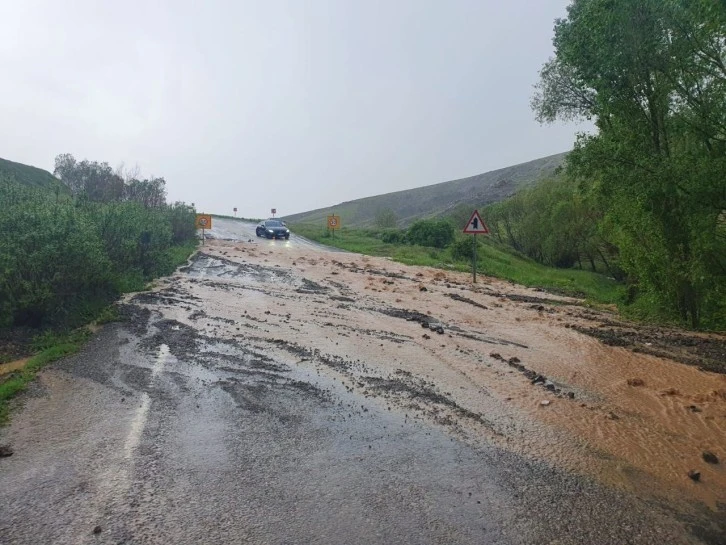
xmin=1 ymin=233 xmax=725 ymax=545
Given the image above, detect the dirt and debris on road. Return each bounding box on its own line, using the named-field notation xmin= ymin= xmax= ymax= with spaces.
xmin=177 ymin=242 xmax=726 ymax=508
xmin=1 ymin=219 xmax=724 ymax=545
xmin=570 ymin=319 xmax=726 ymax=374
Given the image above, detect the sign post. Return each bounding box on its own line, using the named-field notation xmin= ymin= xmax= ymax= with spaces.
xmin=195 ymin=214 xmax=212 ymax=246
xmin=462 ymin=210 xmax=489 ymax=283
xmin=327 ymin=214 xmax=340 ymax=238
xmin=473 ymin=233 xmax=477 ymax=283
xmin=271 ymin=208 xmax=277 ymax=218
xmin=233 ymin=207 xmax=237 ymax=217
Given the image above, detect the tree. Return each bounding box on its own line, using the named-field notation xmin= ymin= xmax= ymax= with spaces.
xmin=54 ymin=154 xmax=124 ymax=202
xmin=124 ymin=177 xmax=167 ymax=208
xmin=406 ymin=219 xmax=455 ymax=248
xmin=533 ymin=0 xmax=726 ymax=326
xmin=374 ymin=208 xmax=398 ymax=229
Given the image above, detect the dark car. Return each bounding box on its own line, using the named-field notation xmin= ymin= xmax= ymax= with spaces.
xmin=256 ymin=219 xmax=290 ymax=239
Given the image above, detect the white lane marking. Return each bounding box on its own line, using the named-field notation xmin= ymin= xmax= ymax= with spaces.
xmin=152 ymin=344 xmax=170 ymax=379
xmin=124 ymin=344 xmax=168 ymax=457
xmin=124 ymin=393 xmax=151 ymax=458
xmin=87 ymin=344 xmax=170 ymax=537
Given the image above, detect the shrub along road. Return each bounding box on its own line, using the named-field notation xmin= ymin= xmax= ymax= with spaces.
xmin=1 ymin=220 xmax=724 ymax=545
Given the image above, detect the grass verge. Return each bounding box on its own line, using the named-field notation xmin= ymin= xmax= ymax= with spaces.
xmin=292 ymin=223 xmax=622 ymax=305
xmin=0 ymin=329 xmax=90 ymax=424
xmin=211 ymin=214 xmax=262 ymax=223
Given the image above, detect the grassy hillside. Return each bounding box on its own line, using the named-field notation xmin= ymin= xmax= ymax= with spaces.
xmin=0 ymin=157 xmax=66 ymax=191
xmin=284 ymin=152 xmax=567 ymax=228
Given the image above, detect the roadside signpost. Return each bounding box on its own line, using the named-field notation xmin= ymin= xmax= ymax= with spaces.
xmin=271 ymin=208 xmax=277 ymax=217
xmin=327 ymin=214 xmax=340 ymax=238
xmin=462 ymin=210 xmax=489 ymax=283
xmin=195 ymin=214 xmax=212 ymax=245
xmin=233 ymin=207 xmax=237 ymax=217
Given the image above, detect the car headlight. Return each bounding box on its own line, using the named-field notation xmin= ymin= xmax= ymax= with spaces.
xmin=285 ymin=229 xmax=290 ymax=233
xmin=267 ymin=229 xmax=273 ymax=233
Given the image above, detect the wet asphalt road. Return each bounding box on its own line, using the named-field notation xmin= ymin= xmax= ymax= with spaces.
xmin=203 ymin=217 xmax=333 ymax=253
xmin=1 ymin=219 xmax=723 ymax=545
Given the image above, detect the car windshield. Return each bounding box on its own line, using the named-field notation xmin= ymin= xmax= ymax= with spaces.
xmin=266 ymin=220 xmax=283 ymax=227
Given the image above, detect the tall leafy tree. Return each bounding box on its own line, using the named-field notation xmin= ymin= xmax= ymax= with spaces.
xmin=54 ymin=154 xmax=124 ymax=202
xmin=533 ymin=0 xmax=726 ymax=326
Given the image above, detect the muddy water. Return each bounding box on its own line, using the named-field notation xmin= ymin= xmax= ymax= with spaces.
xmin=154 ymin=242 xmax=726 ymax=512
xmin=0 ymin=357 xmax=30 ymax=376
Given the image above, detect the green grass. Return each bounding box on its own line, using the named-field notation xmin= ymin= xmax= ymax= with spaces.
xmin=211 ymin=214 xmax=263 ymax=223
xmin=0 ymin=329 xmax=90 ymax=424
xmin=160 ymin=239 xmax=199 ymax=275
xmin=94 ymin=305 xmax=120 ymax=325
xmin=293 ymin=223 xmax=622 ymax=305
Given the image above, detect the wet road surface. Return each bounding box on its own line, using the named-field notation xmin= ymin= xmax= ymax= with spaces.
xmin=1 ymin=219 xmax=725 ymax=545
xmin=205 ymin=216 xmax=332 ymax=253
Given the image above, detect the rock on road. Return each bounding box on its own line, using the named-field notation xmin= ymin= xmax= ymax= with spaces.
xmin=1 ymin=218 xmax=725 ymax=545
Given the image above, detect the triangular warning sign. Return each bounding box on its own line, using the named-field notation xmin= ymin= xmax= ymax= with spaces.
xmin=463 ymin=210 xmax=489 ymax=234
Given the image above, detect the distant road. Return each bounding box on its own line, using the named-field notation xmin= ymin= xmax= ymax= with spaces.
xmin=206 ymin=216 xmax=336 ymax=252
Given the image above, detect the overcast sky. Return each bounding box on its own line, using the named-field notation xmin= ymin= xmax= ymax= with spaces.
xmin=0 ymin=0 xmax=585 ymax=217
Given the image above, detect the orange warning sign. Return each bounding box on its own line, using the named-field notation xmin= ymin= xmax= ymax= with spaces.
xmin=195 ymin=214 xmax=212 ymax=230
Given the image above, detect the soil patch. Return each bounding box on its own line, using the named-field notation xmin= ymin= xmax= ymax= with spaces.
xmin=445 ymin=293 xmax=488 ymax=310
xmin=374 ymin=307 xmax=431 ymax=324
xmin=492 ymin=293 xmax=573 ymax=306
xmin=573 ymin=324 xmax=726 ymax=374
xmin=296 ymin=279 xmax=329 ymax=294
xmin=361 ymin=373 xmax=497 ymax=432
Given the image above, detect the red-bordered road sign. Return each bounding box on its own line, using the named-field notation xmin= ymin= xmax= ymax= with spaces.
xmin=463 ymin=210 xmax=489 ymax=234
xmin=195 ymin=214 xmax=212 ymax=229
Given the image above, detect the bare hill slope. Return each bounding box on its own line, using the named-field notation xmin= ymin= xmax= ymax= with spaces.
xmin=285 ymin=152 xmax=567 ymax=227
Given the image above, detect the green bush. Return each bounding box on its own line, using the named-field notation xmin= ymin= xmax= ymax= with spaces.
xmin=450 ymin=237 xmax=476 ymax=261
xmin=0 ymin=175 xmax=197 ymax=329
xmin=167 ymin=202 xmax=197 ymax=244
xmin=0 ymin=186 xmax=111 ymax=327
xmin=406 ymin=219 xmax=455 ymax=248
xmin=380 ymin=229 xmax=407 ymax=244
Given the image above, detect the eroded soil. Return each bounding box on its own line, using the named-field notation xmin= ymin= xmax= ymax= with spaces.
xmin=170 ymin=244 xmax=726 ymax=511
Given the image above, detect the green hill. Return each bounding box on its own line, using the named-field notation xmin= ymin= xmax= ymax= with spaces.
xmin=0 ymin=157 xmax=65 ymax=190
xmin=285 ymin=152 xmax=567 ymax=227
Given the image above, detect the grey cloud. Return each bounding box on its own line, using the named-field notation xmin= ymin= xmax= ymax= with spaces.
xmin=0 ymin=0 xmax=586 ymax=217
